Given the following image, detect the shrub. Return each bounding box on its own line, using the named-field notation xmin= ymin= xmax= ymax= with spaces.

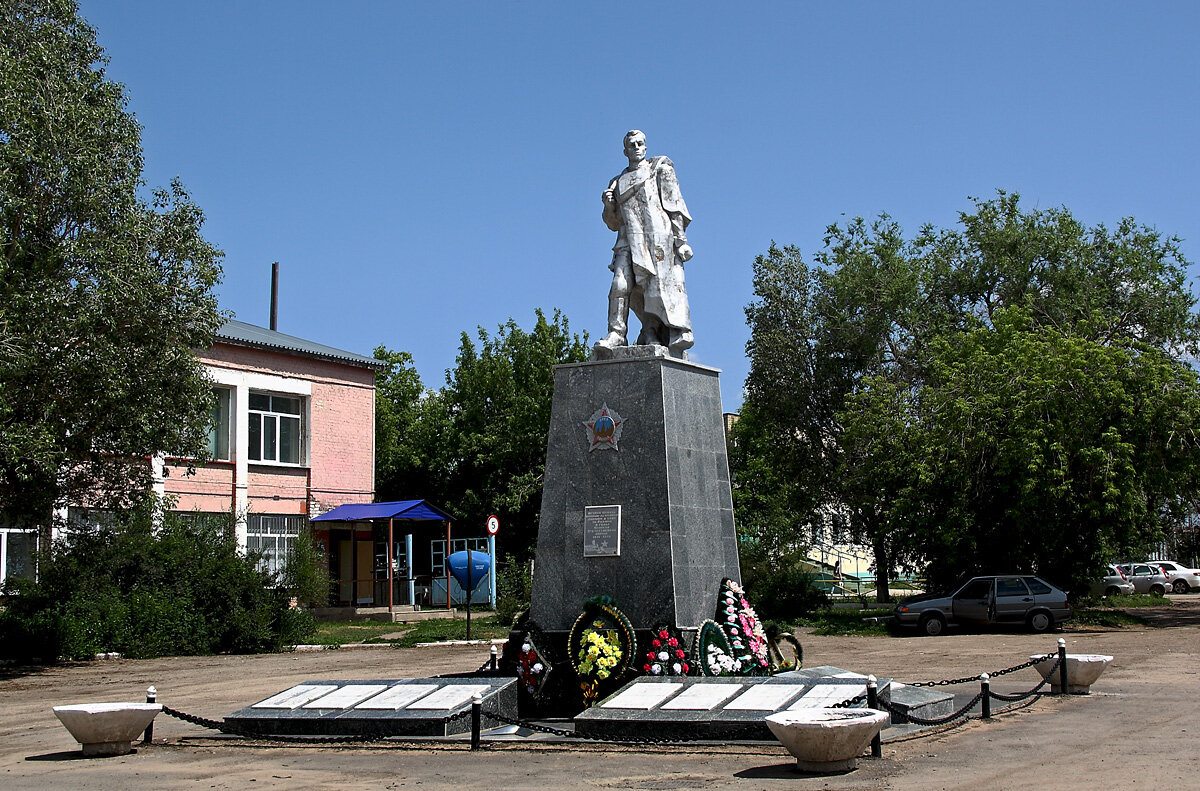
xmin=0 ymin=501 xmax=315 ymax=662
xmin=739 ymin=542 xmax=829 ymax=623
xmin=494 ymin=553 xmax=532 ymax=626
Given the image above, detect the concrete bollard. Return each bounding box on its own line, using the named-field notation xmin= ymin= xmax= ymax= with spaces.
xmin=142 ymin=686 xmax=157 ymax=744
xmin=490 ymin=644 xmax=498 ymax=671
xmin=470 ymin=692 xmax=482 ymax=750
xmin=866 ymin=675 xmax=881 ymax=758
xmin=1057 ymin=638 xmax=1068 ymax=696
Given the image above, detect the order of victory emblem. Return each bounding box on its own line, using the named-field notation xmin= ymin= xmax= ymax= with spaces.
xmin=584 ymin=404 xmax=624 ymax=452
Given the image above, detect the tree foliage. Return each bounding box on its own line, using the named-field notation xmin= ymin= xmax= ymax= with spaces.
xmin=0 ymin=504 xmax=313 ymax=661
xmin=375 ymin=309 xmax=588 ymax=557
xmin=0 ymin=0 xmax=224 ymax=524
xmin=734 ymin=192 xmax=1200 ymax=598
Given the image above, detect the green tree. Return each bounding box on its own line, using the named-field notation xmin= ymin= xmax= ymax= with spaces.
xmin=374 ymin=309 xmax=588 ymax=558
xmin=736 ymin=193 xmax=1200 ymax=600
xmin=0 ymin=0 xmax=224 ymax=526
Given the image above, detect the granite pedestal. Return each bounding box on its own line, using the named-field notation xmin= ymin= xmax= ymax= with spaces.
xmin=529 ymin=354 xmax=740 ymax=632
xmin=224 ymin=678 xmax=516 ymax=737
xmin=573 ymin=674 xmax=888 ymax=741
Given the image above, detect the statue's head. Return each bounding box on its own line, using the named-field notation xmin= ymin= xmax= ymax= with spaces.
xmin=623 ymin=130 xmax=647 ymax=164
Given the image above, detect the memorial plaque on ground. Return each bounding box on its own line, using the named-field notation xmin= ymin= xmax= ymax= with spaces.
xmin=225 ymin=678 xmax=516 ymax=737
xmin=583 ymin=505 xmax=621 ymax=556
xmin=573 ymin=673 xmax=891 ymax=741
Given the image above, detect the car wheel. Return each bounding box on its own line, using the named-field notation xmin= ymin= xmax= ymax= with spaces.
xmin=1150 ymin=584 xmax=1166 ymax=597
xmin=919 ymin=612 xmax=946 ymax=637
xmin=1173 ymin=580 xmax=1190 ymax=594
xmin=1026 ymin=610 xmax=1053 ymax=633
xmin=1105 ymin=586 xmax=1120 ymax=596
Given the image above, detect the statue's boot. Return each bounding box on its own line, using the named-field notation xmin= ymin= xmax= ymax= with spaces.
xmin=668 ymin=328 xmax=694 ymax=355
xmin=597 ymin=296 xmax=628 ymax=349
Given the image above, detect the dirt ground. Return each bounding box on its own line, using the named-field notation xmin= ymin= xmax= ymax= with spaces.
xmin=3 ymin=597 xmax=1198 ymax=790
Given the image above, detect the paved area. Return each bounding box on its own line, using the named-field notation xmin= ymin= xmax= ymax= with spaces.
xmin=3 ymin=597 xmax=1198 ymax=789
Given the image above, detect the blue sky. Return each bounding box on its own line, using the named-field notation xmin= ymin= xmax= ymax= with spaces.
xmin=78 ymin=1 xmax=1200 ymax=410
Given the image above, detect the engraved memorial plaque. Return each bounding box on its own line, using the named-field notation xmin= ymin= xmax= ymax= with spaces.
xmin=583 ymin=505 xmax=621 ymax=557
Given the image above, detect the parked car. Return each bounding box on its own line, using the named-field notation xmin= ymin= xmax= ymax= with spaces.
xmin=1091 ymin=565 xmax=1134 ymax=597
xmin=1147 ymin=560 xmax=1200 ymax=594
xmin=1116 ymin=563 xmax=1169 ymax=596
xmin=893 ymin=575 xmax=1073 ymax=636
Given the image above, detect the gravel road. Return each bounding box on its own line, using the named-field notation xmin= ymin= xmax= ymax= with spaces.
xmin=3 ymin=597 xmax=1197 ymax=790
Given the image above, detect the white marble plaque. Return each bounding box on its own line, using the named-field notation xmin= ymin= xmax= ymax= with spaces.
xmin=406 ymin=684 xmax=491 ymax=710
xmin=789 ymin=684 xmax=857 ymax=708
xmin=724 ymin=684 xmax=806 ymax=711
xmin=252 ymin=684 xmax=340 ymax=709
xmin=354 ymin=684 xmax=439 ymax=710
xmin=601 ymin=682 xmax=683 ymax=710
xmin=303 ymin=684 xmax=388 ymax=709
xmin=660 ymin=683 xmax=743 ymax=710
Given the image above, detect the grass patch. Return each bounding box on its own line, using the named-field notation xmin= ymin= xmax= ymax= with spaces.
xmin=797 ymin=607 xmax=893 ymax=636
xmin=1080 ymin=593 xmax=1172 ymax=609
xmin=1072 ymin=608 xmax=1147 ymax=628
xmin=309 ymin=616 xmax=508 ymax=648
xmin=385 ymin=616 xmax=508 ymax=647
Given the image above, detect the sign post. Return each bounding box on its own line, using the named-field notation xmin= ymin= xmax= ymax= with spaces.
xmin=486 ymin=515 xmax=500 ymax=608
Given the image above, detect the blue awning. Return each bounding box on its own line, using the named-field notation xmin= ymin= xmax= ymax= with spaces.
xmin=311 ymin=499 xmax=456 ymax=523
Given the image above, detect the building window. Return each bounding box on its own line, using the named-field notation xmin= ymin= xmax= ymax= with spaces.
xmin=208 ymin=387 xmax=231 ymax=461
xmin=246 ymin=514 xmax=306 ymax=577
xmin=0 ymin=528 xmax=37 ymax=585
xmin=248 ymin=392 xmax=303 ymax=464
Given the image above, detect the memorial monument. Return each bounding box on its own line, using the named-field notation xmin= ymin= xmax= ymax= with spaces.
xmin=528 ymin=131 xmax=741 ymax=636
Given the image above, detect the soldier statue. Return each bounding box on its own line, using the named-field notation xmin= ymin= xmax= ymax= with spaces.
xmin=596 ymin=130 xmax=694 ymax=357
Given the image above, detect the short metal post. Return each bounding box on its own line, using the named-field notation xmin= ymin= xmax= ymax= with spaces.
xmin=490 ymin=644 xmax=498 ymax=672
xmin=470 ymin=692 xmax=482 ymax=750
xmin=1057 ymin=638 xmax=1068 ymax=695
xmin=867 ymin=675 xmax=881 ymax=758
xmin=980 ymin=674 xmax=991 ymax=719
xmin=142 ymin=686 xmax=157 ymax=745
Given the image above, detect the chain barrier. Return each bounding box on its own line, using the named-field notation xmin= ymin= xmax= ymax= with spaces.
xmin=876 ymin=654 xmax=1062 ymax=726
xmin=903 ymin=653 xmax=1056 ymax=687
xmin=161 ymin=705 xmax=470 ymax=745
xmin=985 ymin=656 xmax=1059 ymax=702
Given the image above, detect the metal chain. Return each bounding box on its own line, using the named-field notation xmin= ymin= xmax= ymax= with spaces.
xmin=986 ymin=656 xmax=1059 ymax=702
xmin=904 ymin=653 xmax=1056 ymax=687
xmin=880 ymin=692 xmax=984 ymax=726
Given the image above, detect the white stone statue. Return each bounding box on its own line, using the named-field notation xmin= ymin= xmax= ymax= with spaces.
xmin=596 ymin=130 xmax=693 ymax=358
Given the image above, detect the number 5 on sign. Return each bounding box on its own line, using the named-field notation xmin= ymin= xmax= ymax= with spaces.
xmin=486 ymin=515 xmax=500 ymax=536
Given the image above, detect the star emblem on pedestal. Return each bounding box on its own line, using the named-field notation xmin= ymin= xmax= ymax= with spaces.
xmin=584 ymin=403 xmax=624 ymax=452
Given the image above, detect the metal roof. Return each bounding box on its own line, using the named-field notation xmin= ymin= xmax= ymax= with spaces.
xmin=214 ymin=319 xmax=385 ymax=370
xmin=311 ymin=500 xmax=457 ymax=523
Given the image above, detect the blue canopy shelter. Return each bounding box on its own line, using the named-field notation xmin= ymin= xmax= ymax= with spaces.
xmin=313 ymin=499 xmax=478 ymax=614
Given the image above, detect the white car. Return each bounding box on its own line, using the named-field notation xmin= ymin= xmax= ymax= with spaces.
xmin=1117 ymin=563 xmax=1170 ymax=596
xmin=1091 ymin=565 xmax=1134 ymax=597
xmin=1148 ymin=560 xmax=1200 ymax=594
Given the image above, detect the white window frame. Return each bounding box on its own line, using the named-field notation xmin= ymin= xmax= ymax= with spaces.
xmin=245 ymin=514 xmax=307 ymax=577
xmin=0 ymin=527 xmax=38 ymax=585
xmin=208 ymin=386 xmax=233 ymax=461
xmin=248 ymin=391 xmax=306 ymax=466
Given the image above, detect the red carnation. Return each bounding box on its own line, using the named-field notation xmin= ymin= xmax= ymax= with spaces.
xmin=667 ymin=638 xmax=678 ymax=647
xmin=676 ymin=649 xmax=685 ymax=659
xmin=651 ymin=639 xmax=661 ymax=648
xmin=682 ymin=663 xmax=690 ymax=673
xmin=643 ymin=664 xmax=651 ymax=672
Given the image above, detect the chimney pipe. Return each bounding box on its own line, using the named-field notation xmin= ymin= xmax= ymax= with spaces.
xmin=270 ymin=262 xmax=279 ymax=331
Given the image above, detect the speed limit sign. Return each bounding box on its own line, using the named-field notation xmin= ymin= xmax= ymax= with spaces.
xmin=486 ymin=515 xmax=500 ymax=536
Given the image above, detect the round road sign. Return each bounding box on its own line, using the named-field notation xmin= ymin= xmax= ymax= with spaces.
xmin=486 ymin=515 xmax=500 ymax=536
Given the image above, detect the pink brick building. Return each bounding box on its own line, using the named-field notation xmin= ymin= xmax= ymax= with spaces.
xmin=158 ymin=320 xmax=384 ymax=577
